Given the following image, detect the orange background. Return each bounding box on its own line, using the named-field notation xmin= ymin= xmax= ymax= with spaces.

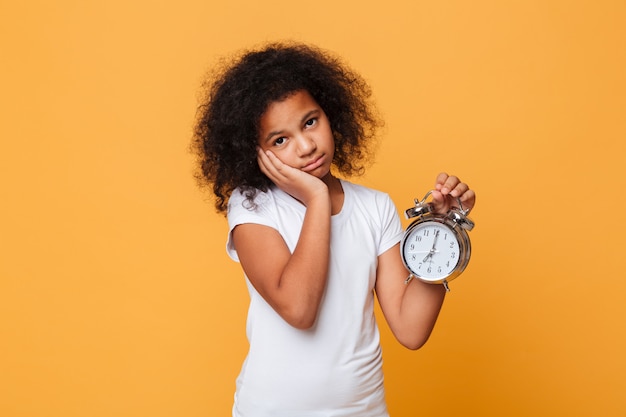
xmin=1 ymin=1 xmax=625 ymax=416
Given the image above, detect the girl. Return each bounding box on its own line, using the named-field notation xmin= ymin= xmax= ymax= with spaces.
xmin=193 ymin=42 xmax=476 ymax=417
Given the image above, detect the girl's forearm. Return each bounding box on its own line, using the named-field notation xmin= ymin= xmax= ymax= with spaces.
xmin=277 ymin=196 xmax=332 ymax=329
xmin=395 ymin=281 xmax=447 ymax=349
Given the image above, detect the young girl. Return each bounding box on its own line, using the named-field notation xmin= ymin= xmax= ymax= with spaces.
xmin=193 ymin=42 xmax=476 ymax=417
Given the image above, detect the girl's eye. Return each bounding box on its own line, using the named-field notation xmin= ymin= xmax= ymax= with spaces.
xmin=274 ymin=137 xmax=286 ymax=146
xmin=305 ymin=118 xmax=317 ymax=127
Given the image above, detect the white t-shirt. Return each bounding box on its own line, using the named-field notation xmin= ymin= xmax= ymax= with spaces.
xmin=226 ymin=180 xmax=403 ymax=417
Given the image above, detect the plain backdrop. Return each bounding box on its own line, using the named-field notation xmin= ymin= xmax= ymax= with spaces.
xmin=1 ymin=1 xmax=625 ymax=416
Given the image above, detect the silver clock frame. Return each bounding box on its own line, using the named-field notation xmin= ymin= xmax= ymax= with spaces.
xmin=400 ymin=191 xmax=474 ymax=290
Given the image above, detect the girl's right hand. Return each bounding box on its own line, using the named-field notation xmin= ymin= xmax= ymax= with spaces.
xmin=233 ymin=148 xmax=333 ymax=330
xmin=257 ymin=148 xmax=329 ymax=206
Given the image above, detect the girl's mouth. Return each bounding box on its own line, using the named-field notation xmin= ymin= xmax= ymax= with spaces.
xmin=301 ymin=155 xmax=325 ymax=172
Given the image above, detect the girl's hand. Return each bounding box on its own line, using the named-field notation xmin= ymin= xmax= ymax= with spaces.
xmin=430 ymin=172 xmax=476 ymax=215
xmin=257 ymin=148 xmax=329 ymax=206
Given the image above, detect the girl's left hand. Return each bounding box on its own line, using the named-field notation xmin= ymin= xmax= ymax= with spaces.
xmin=430 ymin=172 xmax=476 ymax=215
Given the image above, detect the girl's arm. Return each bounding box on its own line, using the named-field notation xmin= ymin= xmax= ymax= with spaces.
xmin=375 ymin=173 xmax=476 ymax=349
xmin=231 ymin=150 xmax=332 ymax=329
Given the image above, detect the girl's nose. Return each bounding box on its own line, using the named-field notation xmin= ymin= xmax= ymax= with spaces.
xmin=296 ymin=135 xmax=316 ymax=156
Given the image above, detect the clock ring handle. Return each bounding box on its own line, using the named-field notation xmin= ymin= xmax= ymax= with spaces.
xmin=404 ymin=190 xmax=434 ymax=219
xmin=455 ymin=196 xmax=471 ymax=216
xmin=405 ymin=190 xmax=475 ymax=231
xmin=449 ymin=196 xmax=475 ymax=231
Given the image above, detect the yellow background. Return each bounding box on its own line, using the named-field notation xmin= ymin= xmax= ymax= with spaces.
xmin=1 ymin=1 xmax=625 ymax=416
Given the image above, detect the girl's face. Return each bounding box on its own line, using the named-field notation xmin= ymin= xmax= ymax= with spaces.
xmin=257 ymin=90 xmax=335 ymax=181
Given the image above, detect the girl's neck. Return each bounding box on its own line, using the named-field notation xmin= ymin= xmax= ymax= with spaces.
xmin=324 ymin=174 xmax=344 ymax=215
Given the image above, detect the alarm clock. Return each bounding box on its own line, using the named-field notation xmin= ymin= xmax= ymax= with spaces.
xmin=400 ymin=190 xmax=474 ymax=291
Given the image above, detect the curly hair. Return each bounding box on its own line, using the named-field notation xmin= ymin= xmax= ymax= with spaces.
xmin=192 ymin=42 xmax=383 ymax=214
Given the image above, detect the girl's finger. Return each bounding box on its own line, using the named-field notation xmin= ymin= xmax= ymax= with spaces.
xmin=434 ymin=172 xmax=449 ymax=190
xmin=440 ymin=175 xmax=460 ymax=196
xmin=257 ymin=149 xmax=283 ymax=182
xmin=449 ymin=181 xmax=469 ymax=198
xmin=459 ymin=189 xmax=476 ymax=211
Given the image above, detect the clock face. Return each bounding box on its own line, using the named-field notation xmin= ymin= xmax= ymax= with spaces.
xmin=402 ymin=222 xmax=461 ymax=280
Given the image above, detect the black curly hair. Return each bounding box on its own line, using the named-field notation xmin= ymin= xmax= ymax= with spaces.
xmin=192 ymin=41 xmax=383 ymax=214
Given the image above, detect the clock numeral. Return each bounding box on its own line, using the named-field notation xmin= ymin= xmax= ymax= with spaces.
xmin=423 ymin=230 xmax=429 ymax=237
xmin=416 ymin=236 xmax=422 ymax=242
xmin=451 ymin=252 xmax=456 ymax=259
xmin=449 ymin=242 xmax=455 ymax=248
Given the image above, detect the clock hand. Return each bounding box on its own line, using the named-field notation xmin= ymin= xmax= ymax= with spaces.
xmin=422 ymin=230 xmax=440 ymax=262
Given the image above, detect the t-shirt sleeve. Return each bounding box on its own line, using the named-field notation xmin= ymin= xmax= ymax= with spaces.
xmin=378 ymin=193 xmax=404 ymax=256
xmin=225 ymin=189 xmax=277 ymax=262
